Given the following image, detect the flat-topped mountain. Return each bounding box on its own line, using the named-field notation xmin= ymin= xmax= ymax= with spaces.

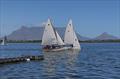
xmin=6 ymin=26 xmax=90 ymax=41
xmin=2 ymin=26 xmax=119 ymax=41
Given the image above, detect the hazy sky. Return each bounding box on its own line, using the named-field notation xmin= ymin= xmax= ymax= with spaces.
xmin=0 ymin=0 xmax=120 ymax=38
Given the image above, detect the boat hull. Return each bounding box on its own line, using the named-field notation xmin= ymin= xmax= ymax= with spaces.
xmin=43 ymin=47 xmax=69 ymax=52
xmin=42 ymin=45 xmax=81 ymax=52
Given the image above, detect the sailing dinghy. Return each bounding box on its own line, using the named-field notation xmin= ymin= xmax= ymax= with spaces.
xmin=64 ymin=19 xmax=81 ymax=50
xmin=42 ymin=19 xmax=66 ymax=51
xmin=0 ymin=36 xmax=7 ymax=45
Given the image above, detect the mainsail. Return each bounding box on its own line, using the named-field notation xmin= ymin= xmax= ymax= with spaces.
xmin=42 ymin=19 xmax=57 ymax=45
xmin=64 ymin=19 xmax=80 ymax=49
xmin=42 ymin=19 xmax=64 ymax=46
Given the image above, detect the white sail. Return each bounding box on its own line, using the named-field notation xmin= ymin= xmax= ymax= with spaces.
xmin=42 ymin=19 xmax=57 ymax=45
xmin=64 ymin=19 xmax=74 ymax=44
xmin=64 ymin=19 xmax=80 ymax=49
xmin=55 ymin=31 xmax=64 ymax=45
xmin=73 ymin=31 xmax=80 ymax=49
xmin=1 ymin=37 xmax=7 ymax=45
xmin=1 ymin=39 xmax=5 ymax=45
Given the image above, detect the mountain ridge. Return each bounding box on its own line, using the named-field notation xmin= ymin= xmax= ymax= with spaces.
xmin=1 ymin=26 xmax=119 ymax=41
xmin=94 ymin=32 xmax=119 ymax=40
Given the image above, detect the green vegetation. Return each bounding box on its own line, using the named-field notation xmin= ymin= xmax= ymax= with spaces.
xmin=79 ymin=39 xmax=120 ymax=43
xmin=6 ymin=40 xmax=41 ymax=43
xmin=2 ymin=39 xmax=120 ymax=43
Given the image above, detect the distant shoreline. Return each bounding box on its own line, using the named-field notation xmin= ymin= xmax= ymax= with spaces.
xmin=1 ymin=40 xmax=120 ymax=43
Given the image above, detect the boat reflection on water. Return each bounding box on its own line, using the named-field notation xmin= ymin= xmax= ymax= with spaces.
xmin=42 ymin=50 xmax=80 ymax=78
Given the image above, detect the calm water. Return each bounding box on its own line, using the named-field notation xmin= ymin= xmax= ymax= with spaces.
xmin=0 ymin=43 xmax=120 ymax=79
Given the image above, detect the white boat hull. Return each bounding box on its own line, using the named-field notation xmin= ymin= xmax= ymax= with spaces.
xmin=43 ymin=47 xmax=69 ymax=52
